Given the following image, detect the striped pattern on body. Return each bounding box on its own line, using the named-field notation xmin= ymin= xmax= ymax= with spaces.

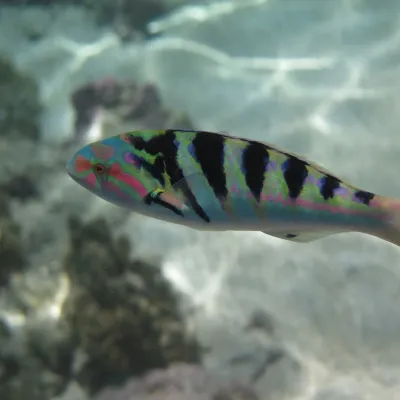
xmin=120 ymin=129 xmax=379 ymax=229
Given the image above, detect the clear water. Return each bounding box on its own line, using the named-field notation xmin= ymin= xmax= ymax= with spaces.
xmin=1 ymin=1 xmax=400 ymax=399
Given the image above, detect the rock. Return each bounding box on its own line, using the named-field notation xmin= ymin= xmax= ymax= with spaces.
xmin=0 ymin=260 xmax=74 ymax=400
xmin=0 ymin=192 xmax=26 ymax=286
xmin=244 ymin=310 xmax=275 ymax=337
xmin=0 ymin=0 xmax=186 ymax=38
xmin=62 ymin=216 xmax=203 ymax=395
xmin=0 ymin=57 xmax=42 ymax=141
xmin=71 ymin=78 xmax=195 ymax=143
xmin=0 ymin=368 xmax=64 ymax=400
xmin=0 ymin=37 xmax=198 ymax=400
xmin=0 ymin=174 xmax=39 ymax=202
xmin=84 ymin=0 xmax=177 ymax=40
xmin=94 ymin=363 xmax=260 ymax=400
xmin=51 ymin=381 xmax=88 ymax=400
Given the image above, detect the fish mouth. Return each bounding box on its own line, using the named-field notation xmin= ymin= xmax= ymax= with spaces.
xmin=65 ymin=157 xmax=75 ymax=177
xmin=66 ymin=157 xmax=87 ymax=187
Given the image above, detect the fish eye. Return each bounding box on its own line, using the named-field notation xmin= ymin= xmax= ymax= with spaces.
xmin=93 ymin=163 xmax=106 ymax=174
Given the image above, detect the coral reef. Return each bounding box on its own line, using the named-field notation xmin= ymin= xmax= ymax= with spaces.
xmin=0 ymin=31 xmax=201 ymax=400
xmin=94 ymin=363 xmax=260 ymax=400
xmin=71 ymin=78 xmax=194 ymax=142
xmin=83 ymin=0 xmax=182 ymax=40
xmin=0 ymin=194 xmax=26 ymax=286
xmin=62 ymin=216 xmax=203 ymax=395
xmin=0 ymin=260 xmax=74 ymax=400
xmin=0 ymin=57 xmax=41 ymax=141
xmin=0 ymin=174 xmax=39 ymax=202
xmin=0 ymin=215 xmax=204 ymax=400
xmin=0 ymin=55 xmax=43 ymax=286
xmin=0 ymin=0 xmax=185 ymax=38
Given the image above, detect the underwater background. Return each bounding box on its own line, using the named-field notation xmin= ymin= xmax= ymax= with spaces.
xmin=1 ymin=0 xmax=400 ymax=399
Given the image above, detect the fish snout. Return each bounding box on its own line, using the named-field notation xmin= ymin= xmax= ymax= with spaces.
xmin=66 ymin=155 xmax=76 ymax=176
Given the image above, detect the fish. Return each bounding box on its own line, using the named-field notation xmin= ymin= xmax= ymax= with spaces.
xmin=66 ymin=129 xmax=400 ymax=247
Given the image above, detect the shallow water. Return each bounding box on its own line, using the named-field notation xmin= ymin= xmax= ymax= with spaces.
xmin=1 ymin=1 xmax=400 ymax=399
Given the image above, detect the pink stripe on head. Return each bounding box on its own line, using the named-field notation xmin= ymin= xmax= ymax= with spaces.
xmin=120 ymin=173 xmax=148 ymax=198
xmin=83 ymin=173 xmax=97 ymax=188
xmin=102 ymin=181 xmax=132 ymax=202
xmin=75 ymin=155 xmax=92 ymax=173
xmin=109 ymin=163 xmax=148 ymax=198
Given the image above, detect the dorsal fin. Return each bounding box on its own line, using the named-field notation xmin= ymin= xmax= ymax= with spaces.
xmin=218 ymin=130 xmax=350 ymax=185
xmin=257 ymin=139 xmax=348 ymax=184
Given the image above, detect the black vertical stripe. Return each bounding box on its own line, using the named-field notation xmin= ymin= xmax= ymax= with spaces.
xmin=319 ymin=175 xmax=340 ymax=200
xmin=137 ymin=157 xmax=165 ymax=186
xmin=131 ymin=130 xmax=210 ymax=222
xmin=137 ymin=130 xmax=176 ymax=157
xmin=242 ymin=142 xmax=269 ymax=203
xmin=354 ymin=190 xmax=375 ymax=205
xmin=282 ymin=156 xmax=309 ymax=199
xmin=144 ymin=192 xmax=184 ymax=217
xmin=191 ymin=131 xmax=228 ymax=201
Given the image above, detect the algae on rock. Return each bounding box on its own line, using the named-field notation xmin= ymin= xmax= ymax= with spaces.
xmin=0 ymin=0 xmax=186 ymax=38
xmin=71 ymin=78 xmax=195 ymax=142
xmin=0 ymin=54 xmax=42 ymax=282
xmin=0 ymin=193 xmax=26 ymax=286
xmin=62 ymin=216 xmax=203 ymax=395
xmin=0 ymin=57 xmax=42 ymax=141
xmin=94 ymin=363 xmax=260 ymax=400
xmin=84 ymin=0 xmax=179 ymax=39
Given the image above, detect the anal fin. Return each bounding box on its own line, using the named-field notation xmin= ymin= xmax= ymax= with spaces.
xmin=262 ymin=229 xmax=345 ymax=243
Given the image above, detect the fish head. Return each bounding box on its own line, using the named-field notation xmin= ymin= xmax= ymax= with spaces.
xmin=66 ymin=132 xmax=170 ymax=214
xmin=66 ymin=131 xmax=200 ymax=225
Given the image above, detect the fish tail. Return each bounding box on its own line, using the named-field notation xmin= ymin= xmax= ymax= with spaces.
xmin=372 ymin=195 xmax=400 ymax=247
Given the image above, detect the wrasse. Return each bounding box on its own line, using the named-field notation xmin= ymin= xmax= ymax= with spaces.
xmin=66 ymin=129 xmax=400 ymax=246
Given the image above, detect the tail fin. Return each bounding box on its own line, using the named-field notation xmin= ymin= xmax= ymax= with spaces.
xmin=372 ymin=195 xmax=400 ymax=247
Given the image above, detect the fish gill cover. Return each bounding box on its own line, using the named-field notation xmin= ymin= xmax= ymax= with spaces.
xmin=0 ymin=1 xmax=400 ymax=400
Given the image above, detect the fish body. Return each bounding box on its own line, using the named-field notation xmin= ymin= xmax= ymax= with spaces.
xmin=66 ymin=129 xmax=400 ymax=246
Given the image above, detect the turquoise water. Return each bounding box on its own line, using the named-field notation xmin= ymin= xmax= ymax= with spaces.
xmin=1 ymin=1 xmax=400 ymax=399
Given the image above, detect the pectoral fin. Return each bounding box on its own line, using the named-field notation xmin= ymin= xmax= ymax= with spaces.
xmin=146 ymin=173 xmax=217 ymax=223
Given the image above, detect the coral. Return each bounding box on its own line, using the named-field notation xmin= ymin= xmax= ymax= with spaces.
xmin=62 ymin=216 xmax=202 ymax=395
xmin=84 ymin=0 xmax=175 ymax=39
xmin=0 ymin=214 xmax=204 ymax=400
xmin=0 ymin=259 xmax=74 ymax=400
xmin=0 ymin=57 xmax=42 ymax=141
xmin=0 ymin=366 xmax=66 ymax=400
xmin=0 ymin=174 xmax=39 ymax=202
xmin=0 ymin=193 xmax=26 ymax=286
xmin=0 ymin=0 xmax=184 ymax=37
xmin=71 ymin=78 xmax=195 ymax=142
xmin=94 ymin=363 xmax=260 ymax=400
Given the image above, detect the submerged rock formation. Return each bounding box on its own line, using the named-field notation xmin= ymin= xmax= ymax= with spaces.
xmin=62 ymin=216 xmax=203 ymax=395
xmin=94 ymin=363 xmax=260 ymax=400
xmin=0 ymin=55 xmax=44 ymax=286
xmin=0 ymin=215 xmax=204 ymax=400
xmin=0 ymin=40 xmax=201 ymax=400
xmin=71 ymin=78 xmax=194 ymax=142
xmin=0 ymin=0 xmax=186 ymax=38
xmin=0 ymin=57 xmax=42 ymax=141
xmin=0 ymin=194 xmax=26 ymax=286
